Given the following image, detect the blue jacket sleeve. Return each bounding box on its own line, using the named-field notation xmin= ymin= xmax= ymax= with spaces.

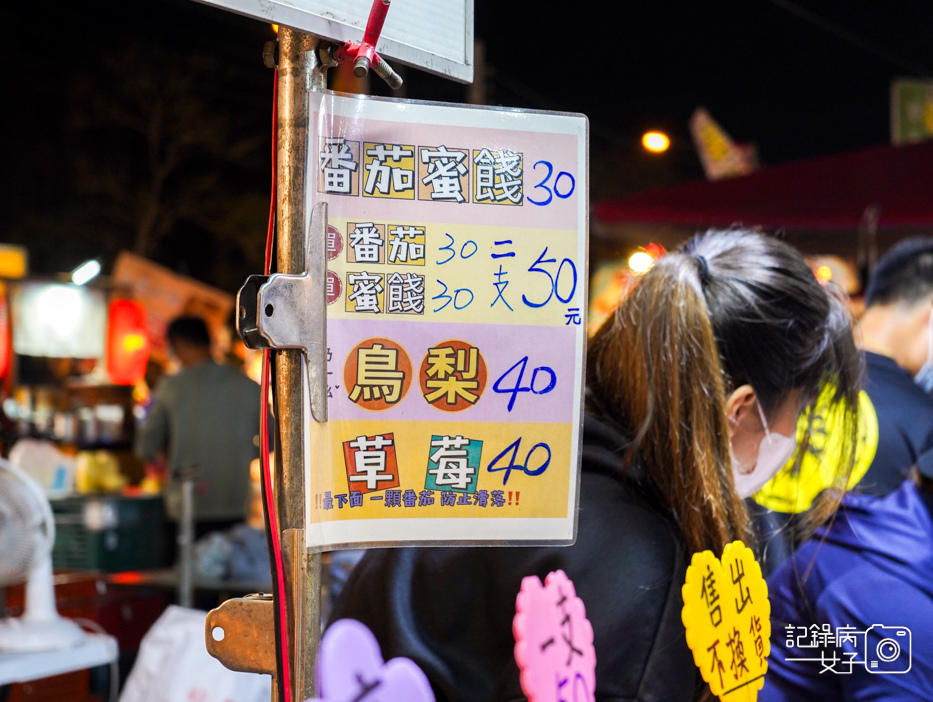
xmin=816 ymin=568 xmax=933 ymax=702
xmin=760 ymin=553 xmax=840 ymax=701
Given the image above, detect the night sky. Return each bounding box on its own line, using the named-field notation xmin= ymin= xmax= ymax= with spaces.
xmin=1 ymin=0 xmax=929 ymax=287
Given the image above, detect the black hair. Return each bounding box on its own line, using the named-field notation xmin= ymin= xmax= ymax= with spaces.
xmin=682 ymin=229 xmax=860 ymax=421
xmin=865 ymin=237 xmax=933 ymax=307
xmin=166 ymin=316 xmax=211 ymax=348
xmin=587 ymin=227 xmax=862 ymax=555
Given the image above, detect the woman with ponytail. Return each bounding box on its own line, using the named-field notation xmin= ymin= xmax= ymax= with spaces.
xmin=330 ymin=229 xmax=862 ymax=702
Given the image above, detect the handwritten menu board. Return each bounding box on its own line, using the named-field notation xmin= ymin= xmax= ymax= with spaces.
xmin=304 ymin=92 xmax=588 ymax=549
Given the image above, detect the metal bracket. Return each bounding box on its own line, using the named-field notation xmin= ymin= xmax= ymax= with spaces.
xmin=237 ymin=201 xmax=329 ymax=423
xmin=205 ymin=595 xmax=276 ymax=676
xmin=333 ymin=0 xmax=404 ymax=90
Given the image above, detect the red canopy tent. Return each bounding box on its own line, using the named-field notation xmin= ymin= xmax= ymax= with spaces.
xmin=592 ymin=139 xmax=933 ymax=260
xmin=595 ymin=139 xmax=933 ymax=231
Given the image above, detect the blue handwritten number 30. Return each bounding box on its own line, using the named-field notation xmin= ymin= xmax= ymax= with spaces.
xmin=528 ymin=160 xmax=576 ymax=206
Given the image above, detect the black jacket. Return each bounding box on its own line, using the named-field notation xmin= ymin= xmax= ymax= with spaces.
xmin=330 ymin=413 xmax=699 ymax=701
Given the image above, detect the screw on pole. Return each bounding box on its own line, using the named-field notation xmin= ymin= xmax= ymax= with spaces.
xmin=334 ymin=0 xmax=403 ymax=90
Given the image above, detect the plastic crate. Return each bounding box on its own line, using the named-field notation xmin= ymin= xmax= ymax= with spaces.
xmin=50 ymin=495 xmax=164 ymax=572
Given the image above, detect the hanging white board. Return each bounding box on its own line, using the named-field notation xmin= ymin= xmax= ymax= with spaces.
xmin=192 ymin=0 xmax=474 ymax=83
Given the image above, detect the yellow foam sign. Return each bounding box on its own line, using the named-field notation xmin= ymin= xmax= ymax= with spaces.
xmin=682 ymin=541 xmax=770 ymax=701
xmin=753 ymin=386 xmax=878 ymax=514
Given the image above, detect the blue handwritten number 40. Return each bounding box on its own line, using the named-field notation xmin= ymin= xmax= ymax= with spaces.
xmin=488 ymin=356 xmax=557 ymax=484
xmin=487 ymin=437 xmax=551 ymax=486
xmin=494 ymin=356 xmax=556 ymax=412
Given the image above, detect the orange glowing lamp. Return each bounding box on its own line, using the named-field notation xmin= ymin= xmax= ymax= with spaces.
xmin=106 ymin=299 xmax=150 ymax=385
xmin=642 ymin=131 xmax=671 ymax=153
xmin=815 ymin=264 xmax=834 ymax=285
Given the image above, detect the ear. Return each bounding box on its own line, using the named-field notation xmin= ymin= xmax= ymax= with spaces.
xmin=725 ymin=384 xmax=757 ymax=439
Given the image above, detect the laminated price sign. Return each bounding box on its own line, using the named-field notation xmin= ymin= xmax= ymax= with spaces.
xmin=305 ymin=92 xmax=588 ymax=549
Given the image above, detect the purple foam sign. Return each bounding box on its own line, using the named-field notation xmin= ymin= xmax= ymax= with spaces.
xmin=513 ymin=570 xmax=597 ymax=702
xmin=308 ymin=619 xmax=435 ymax=702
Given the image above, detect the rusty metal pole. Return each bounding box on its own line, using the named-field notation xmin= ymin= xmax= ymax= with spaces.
xmin=275 ymin=27 xmax=328 ymax=702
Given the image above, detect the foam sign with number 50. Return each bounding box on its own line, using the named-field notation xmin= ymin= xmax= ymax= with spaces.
xmin=305 ymin=91 xmax=588 ymax=549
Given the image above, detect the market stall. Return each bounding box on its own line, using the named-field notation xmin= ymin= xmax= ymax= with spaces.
xmin=0 ymin=254 xmax=261 ymax=702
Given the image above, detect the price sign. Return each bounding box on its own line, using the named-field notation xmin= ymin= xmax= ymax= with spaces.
xmin=513 ymin=570 xmax=596 ymax=702
xmin=682 ymin=541 xmax=771 ymax=701
xmin=311 ymin=619 xmax=435 ymax=702
xmin=304 ymin=92 xmax=588 ymax=550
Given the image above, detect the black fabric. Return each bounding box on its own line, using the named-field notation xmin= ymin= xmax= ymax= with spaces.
xmin=330 ymin=413 xmax=699 ymax=702
xmin=858 ymin=352 xmax=933 ymax=493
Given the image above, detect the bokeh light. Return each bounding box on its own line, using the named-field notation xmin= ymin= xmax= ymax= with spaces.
xmin=628 ymin=251 xmax=655 ymax=274
xmin=642 ymin=131 xmax=671 ymax=153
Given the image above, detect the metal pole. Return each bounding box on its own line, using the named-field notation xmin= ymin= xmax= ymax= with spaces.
xmin=178 ymin=474 xmax=195 ymax=609
xmin=275 ymin=27 xmax=328 ymax=702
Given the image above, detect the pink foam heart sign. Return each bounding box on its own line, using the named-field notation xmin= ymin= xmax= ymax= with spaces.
xmin=309 ymin=618 xmax=435 ymax=702
xmin=513 ymin=569 xmax=597 ymax=702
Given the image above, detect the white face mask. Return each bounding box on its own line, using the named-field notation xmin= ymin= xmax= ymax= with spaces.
xmin=914 ymin=311 xmax=933 ymax=395
xmin=731 ymin=401 xmax=797 ymax=498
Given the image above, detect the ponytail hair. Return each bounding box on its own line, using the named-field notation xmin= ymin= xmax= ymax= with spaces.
xmin=587 ymin=228 xmax=861 ymax=557
xmin=588 ymin=251 xmax=748 ymax=556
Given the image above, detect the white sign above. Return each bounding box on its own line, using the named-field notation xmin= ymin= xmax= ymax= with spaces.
xmin=193 ymin=0 xmax=474 ymax=83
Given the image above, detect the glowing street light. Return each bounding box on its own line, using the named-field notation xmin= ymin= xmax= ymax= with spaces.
xmin=71 ymin=259 xmax=101 ymax=286
xmin=642 ymin=131 xmax=670 ymax=154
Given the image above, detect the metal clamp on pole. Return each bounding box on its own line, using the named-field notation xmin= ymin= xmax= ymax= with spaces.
xmin=206 ymin=595 xmax=277 ymax=676
xmin=237 ymin=201 xmax=329 ymax=423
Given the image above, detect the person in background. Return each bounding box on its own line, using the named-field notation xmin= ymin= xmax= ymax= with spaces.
xmin=762 ymin=239 xmax=933 ymax=701
xmin=751 ymin=238 xmax=933 ymax=570
xmin=136 ymin=316 xmax=262 ymax=563
xmin=856 ymin=237 xmax=933 ymax=491
xmin=329 ymin=229 xmax=861 ymax=702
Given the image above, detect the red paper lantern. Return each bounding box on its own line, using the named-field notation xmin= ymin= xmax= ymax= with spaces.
xmin=106 ymin=299 xmax=149 ymax=385
xmin=0 ymin=283 xmax=10 ymax=380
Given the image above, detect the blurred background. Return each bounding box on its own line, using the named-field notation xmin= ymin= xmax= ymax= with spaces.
xmin=3 ymin=0 xmax=931 ymax=289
